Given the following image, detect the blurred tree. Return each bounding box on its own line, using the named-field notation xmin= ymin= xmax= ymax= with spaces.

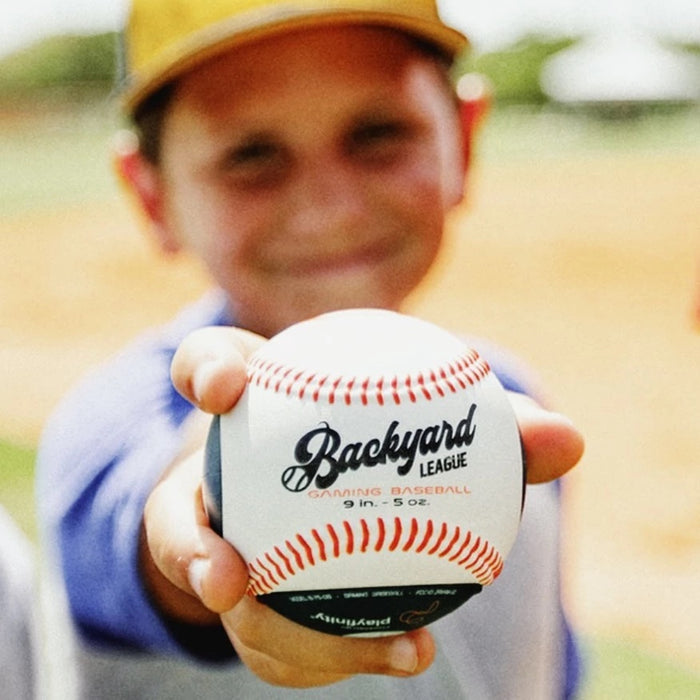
xmin=454 ymin=35 xmax=577 ymax=105
xmin=0 ymin=32 xmax=118 ymax=96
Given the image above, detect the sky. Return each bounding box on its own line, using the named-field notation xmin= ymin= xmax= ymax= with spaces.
xmin=1 ymin=0 xmax=700 ymax=58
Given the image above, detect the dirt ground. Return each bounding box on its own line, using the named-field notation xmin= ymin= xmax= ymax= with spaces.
xmin=2 ymin=136 xmax=699 ymax=672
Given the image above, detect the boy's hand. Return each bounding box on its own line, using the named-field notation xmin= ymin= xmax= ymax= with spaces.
xmin=141 ymin=326 xmax=584 ymax=688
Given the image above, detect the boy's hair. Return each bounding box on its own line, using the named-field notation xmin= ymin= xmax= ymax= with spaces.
xmin=123 ymin=0 xmax=467 ymax=117
xmin=132 ymin=83 xmax=175 ymax=165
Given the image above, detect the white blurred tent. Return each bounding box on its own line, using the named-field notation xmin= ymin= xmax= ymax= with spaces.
xmin=540 ymin=30 xmax=700 ymax=109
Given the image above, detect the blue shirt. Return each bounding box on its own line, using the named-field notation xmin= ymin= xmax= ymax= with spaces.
xmin=36 ymin=292 xmax=580 ymax=695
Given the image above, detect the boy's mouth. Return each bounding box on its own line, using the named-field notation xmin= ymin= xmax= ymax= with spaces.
xmin=278 ymin=239 xmax=398 ymax=278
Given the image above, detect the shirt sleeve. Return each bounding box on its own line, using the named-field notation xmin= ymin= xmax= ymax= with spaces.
xmin=36 ymin=333 xmax=192 ymax=653
xmin=35 ymin=293 xmax=232 ymax=655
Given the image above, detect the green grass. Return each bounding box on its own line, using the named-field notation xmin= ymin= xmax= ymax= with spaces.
xmin=0 ymin=100 xmax=121 ymax=217
xmin=478 ymin=104 xmax=700 ymax=161
xmin=0 ymin=439 xmax=37 ymax=540
xmin=580 ymin=638 xmax=700 ymax=699
xmin=0 ymin=32 xmax=117 ymax=94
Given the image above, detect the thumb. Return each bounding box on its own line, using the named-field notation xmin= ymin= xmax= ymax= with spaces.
xmin=171 ymin=326 xmax=266 ymax=415
xmin=509 ymin=392 xmax=585 ymax=484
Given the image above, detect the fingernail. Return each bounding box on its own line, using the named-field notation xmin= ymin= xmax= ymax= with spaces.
xmin=389 ymin=636 xmax=418 ymax=674
xmin=188 ymin=558 xmax=209 ymax=600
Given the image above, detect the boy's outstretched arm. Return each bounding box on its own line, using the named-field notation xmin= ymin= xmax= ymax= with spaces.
xmin=141 ymin=326 xmax=584 ymax=688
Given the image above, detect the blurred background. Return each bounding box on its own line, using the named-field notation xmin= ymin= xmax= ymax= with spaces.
xmin=1 ymin=2 xmax=699 ymax=697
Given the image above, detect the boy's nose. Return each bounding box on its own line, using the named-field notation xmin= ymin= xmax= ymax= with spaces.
xmin=285 ymin=159 xmax=368 ymax=240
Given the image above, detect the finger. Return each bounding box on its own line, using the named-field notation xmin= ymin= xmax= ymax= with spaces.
xmin=143 ymin=451 xmax=249 ymax=618
xmin=228 ymin=642 xmax=351 ymax=688
xmin=171 ymin=326 xmax=266 ymax=414
xmin=509 ymin=392 xmax=585 ymax=484
xmin=223 ymin=596 xmax=435 ymax=681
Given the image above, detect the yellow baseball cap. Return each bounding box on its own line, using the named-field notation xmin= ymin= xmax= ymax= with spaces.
xmin=122 ymin=0 xmax=468 ymax=113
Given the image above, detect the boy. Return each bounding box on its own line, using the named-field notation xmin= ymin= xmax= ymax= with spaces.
xmin=37 ymin=1 xmax=584 ymax=697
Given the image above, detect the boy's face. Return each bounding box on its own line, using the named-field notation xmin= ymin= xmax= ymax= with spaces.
xmin=149 ymin=26 xmax=467 ymax=336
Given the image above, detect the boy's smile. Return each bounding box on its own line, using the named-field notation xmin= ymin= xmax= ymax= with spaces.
xmin=151 ymin=26 xmax=467 ymax=337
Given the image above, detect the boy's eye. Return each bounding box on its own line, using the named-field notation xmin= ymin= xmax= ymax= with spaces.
xmin=229 ymin=140 xmax=278 ymax=164
xmin=220 ymin=136 xmax=289 ymax=186
xmin=347 ymin=120 xmax=412 ymax=161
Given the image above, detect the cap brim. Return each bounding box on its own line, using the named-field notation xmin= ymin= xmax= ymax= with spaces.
xmin=123 ymin=11 xmax=468 ymax=113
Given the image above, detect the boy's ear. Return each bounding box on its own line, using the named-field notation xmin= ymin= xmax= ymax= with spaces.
xmin=112 ymin=130 xmax=182 ymax=255
xmin=455 ymin=73 xmax=492 ymax=171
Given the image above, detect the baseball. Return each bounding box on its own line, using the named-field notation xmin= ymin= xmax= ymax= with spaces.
xmin=204 ymin=309 xmax=524 ymax=636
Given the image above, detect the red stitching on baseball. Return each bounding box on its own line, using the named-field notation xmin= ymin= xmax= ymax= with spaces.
xmin=405 ymin=375 xmax=417 ymax=403
xmin=297 ymin=533 xmax=314 ymax=566
xmin=272 ymin=367 xmax=289 ymax=393
xmin=312 ymin=376 xmax=327 ymax=402
xmin=439 ymin=526 xmax=462 ymax=558
xmin=286 ymin=539 xmax=304 ymax=571
xmin=428 ymin=522 xmax=448 ymax=555
xmin=344 ymin=378 xmax=355 ymax=406
xmin=416 ymin=373 xmax=428 ymax=401
xmin=480 ymin=546 xmax=501 ymax=583
xmin=327 ymin=377 xmax=341 ymax=405
xmin=391 ymin=377 xmax=401 ymax=405
xmin=246 ymin=518 xmax=504 ymax=596
xmin=343 ymin=521 xmax=354 ymax=555
xmin=275 ymin=545 xmax=294 ymax=576
xmin=449 ymin=531 xmax=472 ymax=562
xmin=375 ymin=518 xmax=386 ymax=551
xmin=376 ymin=378 xmax=385 ymax=406
xmin=311 ymin=529 xmax=326 ymax=562
xmin=469 ymin=540 xmax=491 ymax=575
xmin=261 ymin=557 xmax=279 ymax=588
xmin=402 ymin=518 xmax=419 ymax=551
xmin=250 ymin=559 xmax=274 ymax=592
xmin=447 ymin=378 xmax=458 ymax=392
xmin=471 ymin=545 xmax=491 ymax=580
xmin=415 ymin=519 xmax=434 ymax=553
xmin=298 ymin=374 xmax=315 ymax=400
xmin=486 ymin=546 xmax=502 ymax=577
xmin=456 ymin=537 xmax=480 ymax=569
xmin=327 ymin=523 xmax=340 ymax=558
xmin=266 ymin=552 xmax=286 ymax=583
xmin=389 ymin=517 xmax=402 ymax=551
xmin=360 ymin=378 xmax=370 ymax=406
xmin=284 ymin=371 xmax=298 ymax=396
xmin=360 ymin=519 xmax=370 ymax=552
xmin=247 ymin=561 xmax=263 ymax=594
